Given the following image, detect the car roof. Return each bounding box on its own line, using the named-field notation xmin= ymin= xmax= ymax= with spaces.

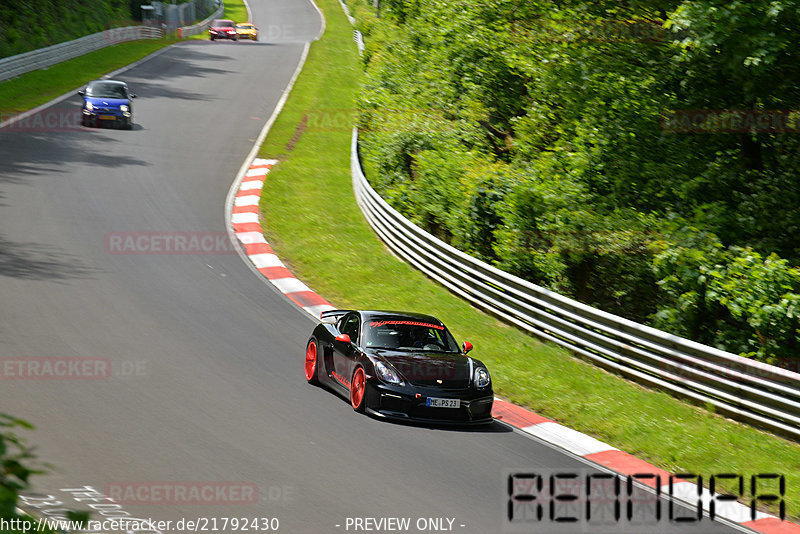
xmin=213 ymin=19 xmax=234 ymax=24
xmin=236 ymin=22 xmax=254 ymax=25
xmin=88 ymin=80 xmax=126 ymax=86
xmin=358 ymin=310 xmax=445 ymax=325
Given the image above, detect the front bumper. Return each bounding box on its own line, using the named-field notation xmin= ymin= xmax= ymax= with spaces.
xmin=364 ymin=381 xmax=493 ymax=425
xmin=210 ymin=31 xmax=238 ymax=39
xmin=82 ymin=109 xmax=130 ymax=127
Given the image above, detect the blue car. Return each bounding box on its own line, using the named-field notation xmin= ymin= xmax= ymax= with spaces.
xmin=78 ymin=80 xmax=136 ymax=129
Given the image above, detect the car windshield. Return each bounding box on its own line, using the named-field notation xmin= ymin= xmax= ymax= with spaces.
xmin=363 ymin=318 xmax=460 ymax=352
xmin=86 ymin=83 xmax=127 ymax=99
xmin=238 ymin=25 xmax=252 ymax=29
xmin=215 ymin=20 xmax=234 ymax=27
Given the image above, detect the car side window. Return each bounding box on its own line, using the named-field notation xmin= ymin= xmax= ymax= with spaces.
xmin=341 ymin=314 xmax=360 ymax=343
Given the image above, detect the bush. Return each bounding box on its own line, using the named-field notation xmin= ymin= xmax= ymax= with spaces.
xmin=653 ymin=227 xmax=800 ymax=364
xmin=355 ymin=0 xmax=800 ymax=364
xmin=0 ymin=0 xmax=135 ymax=59
xmin=0 ymin=414 xmax=89 ymax=532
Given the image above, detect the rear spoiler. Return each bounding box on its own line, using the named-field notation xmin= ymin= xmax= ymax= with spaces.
xmin=320 ymin=309 xmax=353 ymax=324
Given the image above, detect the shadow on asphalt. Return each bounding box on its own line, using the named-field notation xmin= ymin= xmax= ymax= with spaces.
xmin=378 ymin=417 xmax=514 ymax=434
xmin=0 ymin=122 xmax=150 ymax=185
xmin=325 ymin=390 xmax=513 ymax=434
xmin=0 ymin=234 xmax=99 ymax=280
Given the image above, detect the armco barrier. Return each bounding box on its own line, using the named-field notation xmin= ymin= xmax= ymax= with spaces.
xmin=351 ymin=128 xmax=800 ymax=440
xmin=0 ymin=27 xmax=163 ymax=83
xmin=179 ymin=3 xmax=225 ymax=37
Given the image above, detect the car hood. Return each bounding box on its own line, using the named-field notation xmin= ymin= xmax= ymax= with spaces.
xmin=211 ymin=26 xmax=235 ymax=30
xmin=85 ymin=96 xmax=129 ymax=107
xmin=369 ymin=349 xmax=471 ymax=388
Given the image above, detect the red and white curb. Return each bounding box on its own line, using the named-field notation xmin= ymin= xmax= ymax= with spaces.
xmin=231 ymin=158 xmax=335 ymax=318
xmin=231 ymin=158 xmax=798 ymax=534
xmin=493 ymin=399 xmax=797 ymax=533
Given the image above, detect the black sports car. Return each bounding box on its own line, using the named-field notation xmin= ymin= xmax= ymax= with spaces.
xmin=304 ymin=310 xmax=493 ymax=425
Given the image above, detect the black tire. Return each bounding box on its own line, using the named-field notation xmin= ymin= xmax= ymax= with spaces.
xmin=350 ymin=366 xmax=366 ymax=413
xmin=304 ymin=338 xmax=320 ymax=385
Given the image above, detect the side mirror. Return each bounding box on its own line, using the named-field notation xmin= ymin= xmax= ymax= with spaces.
xmin=335 ymin=334 xmax=352 ymax=344
xmin=130 ymin=94 xmax=137 ymax=99
xmin=77 ymin=90 xmax=84 ymax=96
xmin=462 ymin=341 xmax=473 ymax=354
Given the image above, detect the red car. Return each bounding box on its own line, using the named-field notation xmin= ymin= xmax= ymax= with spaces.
xmin=209 ymin=19 xmax=238 ymax=41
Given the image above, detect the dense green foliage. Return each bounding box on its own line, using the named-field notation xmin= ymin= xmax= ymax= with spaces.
xmin=0 ymin=414 xmax=35 ymax=520
xmin=0 ymin=0 xmax=132 ymax=58
xmin=355 ymin=0 xmax=800 ymax=366
xmin=0 ymin=0 xmax=206 ymax=58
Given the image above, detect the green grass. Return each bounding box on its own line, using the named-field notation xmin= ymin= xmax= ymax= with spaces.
xmin=0 ymin=0 xmax=249 ymax=113
xmin=223 ymin=0 xmax=250 ymax=24
xmin=0 ymin=39 xmax=172 ymax=115
xmin=258 ymin=0 xmax=800 ymax=520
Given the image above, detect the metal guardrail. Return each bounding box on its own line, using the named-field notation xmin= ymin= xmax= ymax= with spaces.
xmin=0 ymin=27 xmax=163 ymax=83
xmin=351 ymin=128 xmax=800 ymax=440
xmin=353 ymin=30 xmax=365 ymax=56
xmin=179 ymin=2 xmax=225 ymax=37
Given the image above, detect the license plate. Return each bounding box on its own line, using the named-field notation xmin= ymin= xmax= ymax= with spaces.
xmin=99 ymin=114 xmax=115 ymax=120
xmin=426 ymin=397 xmax=460 ymax=408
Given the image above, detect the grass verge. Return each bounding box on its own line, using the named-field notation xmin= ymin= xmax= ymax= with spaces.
xmin=223 ymin=0 xmax=250 ymax=24
xmin=258 ymin=0 xmax=800 ymax=519
xmin=0 ymin=0 xmax=249 ymax=114
xmin=0 ymin=39 xmax=172 ymax=115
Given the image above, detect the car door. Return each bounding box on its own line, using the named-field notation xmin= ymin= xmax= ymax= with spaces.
xmin=332 ymin=313 xmax=360 ymax=391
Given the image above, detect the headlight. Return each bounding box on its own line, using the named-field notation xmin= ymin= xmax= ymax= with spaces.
xmin=375 ymin=361 xmax=403 ymax=385
xmin=120 ymin=105 xmax=129 ymax=112
xmin=474 ymin=367 xmax=491 ymax=388
xmin=86 ymin=102 xmax=93 ymax=111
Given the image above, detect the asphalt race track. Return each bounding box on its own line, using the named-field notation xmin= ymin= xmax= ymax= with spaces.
xmin=0 ymin=1 xmax=746 ymax=533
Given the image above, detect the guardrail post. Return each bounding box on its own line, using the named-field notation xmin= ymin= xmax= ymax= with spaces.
xmin=350 ymin=127 xmax=800 ymax=441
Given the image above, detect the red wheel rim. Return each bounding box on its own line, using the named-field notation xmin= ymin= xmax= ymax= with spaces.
xmin=351 ymin=368 xmax=365 ymax=408
xmin=305 ymin=342 xmax=317 ymax=380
